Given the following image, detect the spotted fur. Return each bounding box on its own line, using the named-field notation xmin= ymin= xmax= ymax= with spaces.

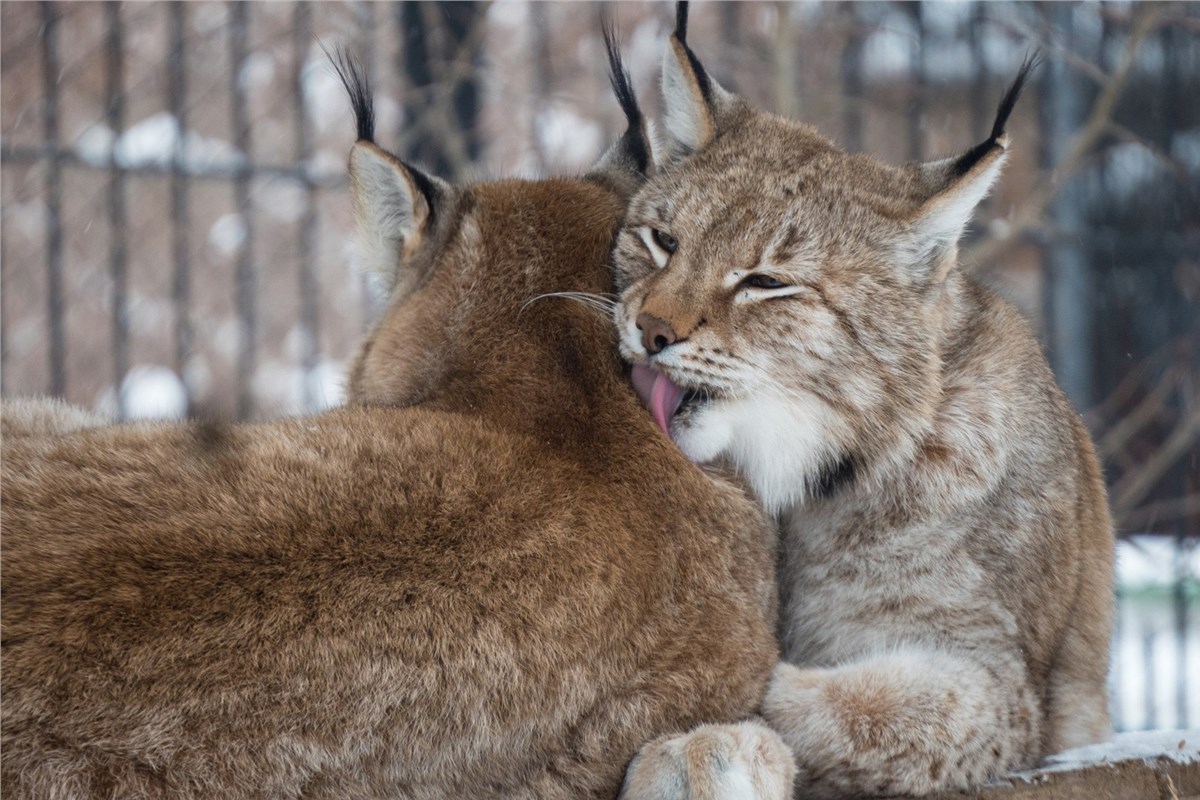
xmin=619 ymin=7 xmax=1113 ymax=798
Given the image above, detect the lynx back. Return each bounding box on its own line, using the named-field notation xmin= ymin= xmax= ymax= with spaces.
xmin=1 ymin=44 xmax=779 ymax=799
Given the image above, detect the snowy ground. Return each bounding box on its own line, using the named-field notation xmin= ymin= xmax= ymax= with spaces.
xmin=1111 ymin=537 xmax=1199 ymax=732
xmin=1042 ymin=729 xmax=1199 ymax=772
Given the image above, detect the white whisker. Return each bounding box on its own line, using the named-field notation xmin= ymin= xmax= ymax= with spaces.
xmin=520 ymin=291 xmax=618 ymax=317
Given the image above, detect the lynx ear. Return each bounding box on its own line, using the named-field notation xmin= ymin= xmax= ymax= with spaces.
xmin=589 ymin=22 xmax=653 ymax=197
xmin=329 ymin=46 xmax=447 ymax=293
xmin=660 ymin=1 xmax=735 ymax=162
xmin=900 ymin=56 xmax=1038 ymax=281
xmin=348 ymin=143 xmax=445 ymax=291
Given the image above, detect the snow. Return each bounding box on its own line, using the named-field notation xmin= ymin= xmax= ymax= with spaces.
xmin=113 ymin=114 xmax=179 ymax=167
xmin=73 ymin=114 xmax=243 ymax=172
xmin=1118 ymin=535 xmax=1200 ymax=586
xmin=628 ymin=19 xmax=666 ymax=89
xmin=535 ymin=105 xmax=604 ymax=169
xmin=5 ymin=201 xmax=46 ymax=239
xmin=755 ymin=4 xmax=781 ymax=37
xmin=259 ymin=181 xmax=308 ymax=223
xmin=861 ymin=23 xmax=911 ymax=80
xmin=6 ymin=318 xmax=43 ymax=362
xmin=97 ymin=365 xmax=188 ymax=421
xmin=1041 ymin=730 xmax=1199 ymax=772
xmin=309 ymin=150 xmax=345 ymax=183
xmin=487 ymin=0 xmax=527 ymax=31
xmin=183 ymin=355 xmax=212 ymax=400
xmin=74 ymin=124 xmax=117 ymax=165
xmin=1172 ymin=130 xmax=1200 ymax=171
xmin=923 ymin=40 xmax=974 ymax=83
xmin=375 ymin=97 xmax=402 ymax=144
xmin=190 ymin=3 xmax=226 ymax=36
xmin=1135 ymin=38 xmax=1166 ymax=75
xmin=213 ymin=319 xmax=242 ymax=361
xmin=208 ymin=214 xmax=247 ymax=256
xmin=1102 ymin=141 xmax=1163 ymax=199
xmin=922 ymin=3 xmax=971 ymax=37
xmin=239 ymin=51 xmax=276 ymax=92
xmin=304 ymin=53 xmax=351 ymax=135
xmin=1111 ymin=536 xmax=1199 ymax=732
xmin=308 ymin=359 xmax=346 ymax=410
xmin=284 ymin=325 xmax=317 ymax=361
xmin=251 ymin=358 xmax=345 ymax=415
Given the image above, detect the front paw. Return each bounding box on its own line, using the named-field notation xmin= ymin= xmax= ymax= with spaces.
xmin=621 ymin=721 xmax=796 ymax=800
xmin=761 ymin=662 xmax=826 ymax=748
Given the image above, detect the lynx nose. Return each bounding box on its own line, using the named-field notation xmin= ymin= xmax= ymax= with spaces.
xmin=637 ymin=312 xmax=678 ymax=355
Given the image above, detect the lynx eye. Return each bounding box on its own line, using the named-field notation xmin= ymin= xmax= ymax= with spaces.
xmin=742 ymin=274 xmax=788 ymax=290
xmin=650 ymin=228 xmax=678 ymax=255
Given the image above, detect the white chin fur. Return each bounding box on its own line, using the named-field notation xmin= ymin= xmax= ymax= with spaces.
xmin=672 ymin=406 xmax=734 ymax=465
xmin=674 ymin=393 xmax=844 ymax=514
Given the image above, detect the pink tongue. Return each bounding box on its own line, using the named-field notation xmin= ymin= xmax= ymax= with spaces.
xmin=630 ymin=364 xmax=687 ymax=435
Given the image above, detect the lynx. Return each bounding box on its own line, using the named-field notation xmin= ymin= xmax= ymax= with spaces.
xmin=1 ymin=44 xmax=781 ymax=799
xmin=618 ymin=7 xmax=1114 ymax=798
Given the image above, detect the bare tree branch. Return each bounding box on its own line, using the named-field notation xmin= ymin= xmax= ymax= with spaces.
xmin=1098 ymin=365 xmax=1180 ymax=459
xmin=1113 ymin=405 xmax=1200 ymax=515
xmin=964 ymin=3 xmax=1168 ymax=269
xmin=1119 ymin=493 xmax=1200 ymax=532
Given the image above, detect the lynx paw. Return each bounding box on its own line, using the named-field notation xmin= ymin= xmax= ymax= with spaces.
xmin=621 ymin=720 xmax=796 ymax=800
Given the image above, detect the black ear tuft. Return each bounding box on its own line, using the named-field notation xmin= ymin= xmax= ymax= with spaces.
xmin=323 ymin=42 xmax=376 ymax=143
xmin=675 ymin=1 xmax=690 ymax=43
xmin=989 ymin=51 xmax=1041 ymax=142
xmin=671 ymin=1 xmax=714 ymax=104
xmin=951 ymin=51 xmax=1040 ymax=177
xmin=603 ymin=22 xmax=649 ymax=174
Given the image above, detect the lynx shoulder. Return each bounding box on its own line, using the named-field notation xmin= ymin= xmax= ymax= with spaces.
xmin=619 ymin=5 xmax=1113 ymax=798
xmin=1 ymin=44 xmax=779 ymax=799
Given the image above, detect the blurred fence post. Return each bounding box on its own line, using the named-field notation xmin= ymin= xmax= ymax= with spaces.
xmin=840 ymin=4 xmax=863 ymax=154
xmin=230 ymin=1 xmax=256 ymax=420
xmin=1040 ymin=3 xmax=1095 ymax=409
xmin=398 ymin=1 xmax=482 ymax=180
xmin=293 ymin=0 xmax=320 ymax=413
xmin=906 ymin=1 xmax=926 ymax=162
xmin=168 ymin=1 xmax=193 ymax=416
xmin=39 ymin=0 xmax=66 ymax=398
xmin=105 ymin=2 xmax=129 ymax=421
xmin=169 ymin=0 xmax=192 ymax=412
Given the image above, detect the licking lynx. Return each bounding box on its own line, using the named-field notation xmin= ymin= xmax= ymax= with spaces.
xmin=1 ymin=44 xmax=781 ymax=798
xmin=619 ymin=6 xmax=1114 ymax=798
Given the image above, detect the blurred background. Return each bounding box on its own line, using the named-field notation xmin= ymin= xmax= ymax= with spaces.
xmin=1 ymin=1 xmax=1197 ymax=736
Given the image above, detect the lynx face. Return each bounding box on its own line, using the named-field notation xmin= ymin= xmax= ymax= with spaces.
xmin=616 ymin=31 xmax=1021 ymax=513
xmin=616 ymin=124 xmax=966 ymax=511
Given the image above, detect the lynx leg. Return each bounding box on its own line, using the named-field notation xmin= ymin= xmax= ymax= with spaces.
xmin=621 ymin=720 xmax=796 ymax=800
xmin=1043 ymin=614 xmax=1113 ymax=753
xmin=762 ymin=652 xmax=1039 ymax=798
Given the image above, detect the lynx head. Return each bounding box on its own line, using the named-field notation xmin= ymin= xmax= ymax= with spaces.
xmin=616 ymin=4 xmax=1035 ymax=512
xmin=327 ymin=40 xmax=649 ymax=426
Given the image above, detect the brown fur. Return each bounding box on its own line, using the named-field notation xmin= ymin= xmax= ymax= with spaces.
xmin=1 ymin=140 xmax=779 ymax=800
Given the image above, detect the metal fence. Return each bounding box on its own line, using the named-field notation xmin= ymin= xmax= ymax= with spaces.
xmin=2 ymin=0 xmax=1198 ymax=732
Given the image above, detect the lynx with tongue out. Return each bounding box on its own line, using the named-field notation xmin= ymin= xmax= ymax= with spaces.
xmin=616 ymin=4 xmax=1114 ymax=800
xmin=630 ymin=364 xmax=687 ymax=436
